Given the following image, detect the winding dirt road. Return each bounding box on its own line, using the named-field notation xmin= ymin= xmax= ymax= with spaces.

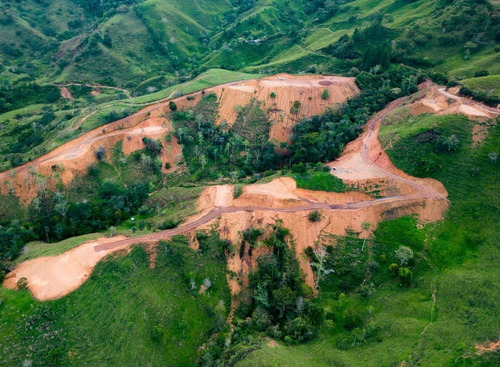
xmin=4 ymin=82 xmax=498 ymax=300
xmin=95 ymin=94 xmax=451 ymax=254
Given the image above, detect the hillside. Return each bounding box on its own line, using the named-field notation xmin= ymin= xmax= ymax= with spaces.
xmin=1 ymin=76 xmax=498 ymax=365
xmin=0 ymin=74 xmax=358 ymax=203
xmin=1 ymin=0 xmax=498 ymax=89
xmin=0 ymin=0 xmax=499 ymax=366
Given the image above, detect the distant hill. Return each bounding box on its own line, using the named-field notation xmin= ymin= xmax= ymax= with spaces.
xmin=1 ymin=0 xmax=498 ymax=91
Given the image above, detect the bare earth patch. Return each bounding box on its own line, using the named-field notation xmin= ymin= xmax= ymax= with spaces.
xmin=475 ymin=340 xmax=500 ymax=355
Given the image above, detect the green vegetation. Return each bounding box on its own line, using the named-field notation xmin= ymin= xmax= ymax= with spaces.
xmin=0 ymin=140 xmax=203 ymax=280
xmin=290 ymin=68 xmax=419 ymax=164
xmin=239 ymin=113 xmax=500 ymax=366
xmin=460 ymin=75 xmax=500 ymax=98
xmin=200 ymin=222 xmax=322 ymax=365
xmin=173 ymin=93 xmax=281 ymax=178
xmin=1 ymin=0 xmax=499 ymax=365
xmin=321 ymin=88 xmax=330 ymax=100
xmin=0 ymin=236 xmax=230 ymax=366
xmin=459 ymin=74 xmax=500 ymax=106
xmin=0 ymin=69 xmax=261 ymax=172
xmin=294 ymin=169 xmax=345 ymax=193
xmin=1 ymin=0 xmax=497 ymax=94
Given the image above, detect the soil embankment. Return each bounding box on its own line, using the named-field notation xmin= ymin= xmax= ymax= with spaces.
xmin=4 ymin=81 xmax=498 ymax=300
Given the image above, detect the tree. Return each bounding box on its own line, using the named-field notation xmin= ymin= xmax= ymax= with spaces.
xmin=290 ymin=101 xmax=301 ymax=115
xmin=436 ymin=134 xmax=459 ymax=152
xmin=103 ymin=33 xmax=113 ymax=48
xmin=488 ymin=152 xmax=498 ymax=163
xmin=17 ymin=277 xmax=28 ymax=290
xmin=321 ymin=89 xmax=330 ymax=100
xmin=95 ymin=146 xmax=107 ymax=160
xmin=200 ymin=154 xmax=207 ymax=170
xmin=230 ymin=170 xmax=238 ymax=183
xmin=398 ymin=267 xmax=412 ymax=285
xmin=203 ymin=277 xmax=212 ymax=289
xmin=395 ymin=246 xmax=414 ymax=266
xmin=270 ymin=92 xmax=276 ymax=98
xmin=311 ymin=245 xmax=334 ymax=289
xmin=169 ymin=101 xmax=177 ymax=111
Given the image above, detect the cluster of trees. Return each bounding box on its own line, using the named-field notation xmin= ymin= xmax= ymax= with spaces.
xmin=0 ymin=83 xmax=60 ymax=114
xmin=236 ymin=222 xmax=322 ymax=345
xmin=200 ymin=222 xmax=322 ymax=364
xmin=25 ymin=180 xmax=149 ymax=243
xmin=0 ymin=142 xmax=167 ymax=281
xmin=389 ymin=246 xmax=415 ymax=285
xmin=304 ymin=0 xmax=355 ymax=22
xmin=173 ymin=93 xmax=281 ymax=178
xmin=289 ymin=68 xmax=421 ymax=164
xmin=172 ymin=68 xmax=422 ymax=178
xmin=72 ymin=0 xmax=143 ymax=17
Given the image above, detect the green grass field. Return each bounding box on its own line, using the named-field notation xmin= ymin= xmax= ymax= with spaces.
xmin=460 ymin=75 xmax=500 ymax=98
xmin=0 ymin=237 xmax=230 ymax=366
xmin=294 ymin=170 xmax=346 ymax=192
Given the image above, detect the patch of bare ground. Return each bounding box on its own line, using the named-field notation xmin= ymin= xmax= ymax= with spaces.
xmin=475 ymin=340 xmax=500 ymax=355
xmin=60 ymin=87 xmax=74 ymax=100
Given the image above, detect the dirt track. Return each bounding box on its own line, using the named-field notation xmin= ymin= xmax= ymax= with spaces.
xmin=0 ymin=74 xmax=357 ymax=203
xmin=3 ymin=82 xmax=499 ymax=300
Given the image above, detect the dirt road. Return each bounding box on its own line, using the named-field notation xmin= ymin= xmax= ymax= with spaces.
xmin=4 ymin=81 xmax=498 ymax=300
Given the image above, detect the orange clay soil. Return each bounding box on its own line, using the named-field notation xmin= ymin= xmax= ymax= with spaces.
xmin=5 ymin=82 xmax=498 ymax=300
xmin=3 ymin=84 xmax=471 ymax=300
xmin=475 ymin=340 xmax=500 ymax=355
xmin=174 ymin=74 xmax=359 ymax=143
xmin=60 ymin=87 xmax=74 ymax=101
xmin=0 ymin=74 xmax=357 ymax=204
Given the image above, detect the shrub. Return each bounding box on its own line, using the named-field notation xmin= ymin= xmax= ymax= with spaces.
xmin=435 ymin=134 xmax=460 ymax=152
xmin=290 ymin=100 xmax=301 ymax=115
xmin=270 ymin=92 xmax=276 ymax=98
xmin=169 ymin=101 xmax=177 ymax=111
xmin=291 ymin=162 xmax=307 ymax=173
xmin=321 ymin=89 xmax=330 ymax=100
xmin=95 ymin=146 xmax=107 ymax=161
xmin=284 ymin=317 xmax=315 ymax=344
xmin=474 ymin=70 xmax=489 ymax=77
xmin=108 ymin=226 xmax=116 ymax=237
xmin=233 ymin=185 xmax=243 ymax=199
xmin=398 ymin=267 xmax=412 ymax=285
xmin=307 ymin=210 xmax=321 ymax=222
xmin=142 ymin=137 xmax=163 ymax=156
xmin=389 ymin=263 xmax=399 ymax=275
xmin=343 ymin=307 xmax=363 ymax=330
xmin=17 ymin=277 xmax=28 ymax=290
xmin=165 ymin=162 xmax=171 ymax=169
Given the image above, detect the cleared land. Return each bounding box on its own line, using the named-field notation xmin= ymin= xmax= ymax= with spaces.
xmin=7 ymin=82 xmax=495 ymax=301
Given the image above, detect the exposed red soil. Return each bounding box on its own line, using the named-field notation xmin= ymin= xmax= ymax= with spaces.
xmin=173 ymin=74 xmax=359 ymax=143
xmin=4 ymin=81 xmax=498 ymax=301
xmin=0 ymin=74 xmax=357 ymax=204
xmin=60 ymin=87 xmax=74 ymax=100
xmin=475 ymin=340 xmax=500 ymax=355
